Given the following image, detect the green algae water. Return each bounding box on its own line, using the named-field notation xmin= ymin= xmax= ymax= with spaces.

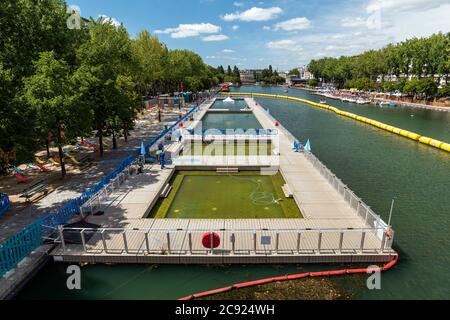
xmin=16 ymin=86 xmax=450 ymax=300
xmin=149 ymin=171 xmax=301 ymax=219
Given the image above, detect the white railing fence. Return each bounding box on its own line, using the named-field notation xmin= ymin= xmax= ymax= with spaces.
xmin=58 ymin=226 xmax=394 ymax=256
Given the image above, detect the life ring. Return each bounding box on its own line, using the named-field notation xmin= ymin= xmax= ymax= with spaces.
xmin=202 ymin=232 xmax=220 ymax=249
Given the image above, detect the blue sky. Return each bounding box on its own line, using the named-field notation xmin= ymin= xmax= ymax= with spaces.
xmin=70 ymin=0 xmax=450 ymax=70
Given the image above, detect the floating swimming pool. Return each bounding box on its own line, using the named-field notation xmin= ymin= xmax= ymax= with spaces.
xmin=210 ymin=98 xmax=249 ymax=111
xmin=201 ymin=111 xmax=262 ymax=131
xmin=182 ymin=141 xmax=273 ymax=156
xmin=149 ymin=171 xmax=302 ymax=219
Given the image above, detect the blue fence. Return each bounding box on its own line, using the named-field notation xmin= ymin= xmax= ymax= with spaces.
xmin=0 ymin=103 xmax=201 ymax=278
xmin=0 ymin=194 xmax=10 ymax=218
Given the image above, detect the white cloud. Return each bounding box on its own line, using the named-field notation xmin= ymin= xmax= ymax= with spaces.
xmin=341 ymin=17 xmax=367 ymax=28
xmin=223 ymin=49 xmax=235 ymax=53
xmin=222 ymin=7 xmax=283 ymax=22
xmin=206 ymin=56 xmax=216 ymax=59
xmin=366 ymin=0 xmax=449 ymax=13
xmin=266 ymin=39 xmax=303 ymax=52
xmin=155 ymin=23 xmax=220 ymax=39
xmin=273 ymin=17 xmax=311 ymax=31
xmin=202 ymin=34 xmax=229 ymax=41
xmin=98 ymin=14 xmax=121 ymax=27
xmin=262 ymin=26 xmax=271 ymax=30
xmin=232 ymin=25 xmax=240 ymax=31
xmin=233 ymin=1 xmax=244 ymax=7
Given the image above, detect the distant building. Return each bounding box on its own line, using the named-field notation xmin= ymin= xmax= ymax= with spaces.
xmin=286 ymin=75 xmax=306 ymax=86
xmin=239 ymin=70 xmax=256 ymax=84
xmin=298 ymin=66 xmax=314 ymax=80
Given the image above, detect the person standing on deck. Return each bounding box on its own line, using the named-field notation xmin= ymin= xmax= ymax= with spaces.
xmin=160 ymin=151 xmax=166 ymax=169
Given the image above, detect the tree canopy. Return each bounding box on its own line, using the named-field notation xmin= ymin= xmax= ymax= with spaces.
xmin=0 ymin=0 xmax=221 ymax=174
xmin=308 ymin=32 xmax=450 ymax=95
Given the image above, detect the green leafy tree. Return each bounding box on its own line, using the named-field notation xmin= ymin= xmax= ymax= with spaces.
xmin=24 ymin=52 xmax=90 ymax=178
xmin=74 ymin=19 xmax=134 ymax=157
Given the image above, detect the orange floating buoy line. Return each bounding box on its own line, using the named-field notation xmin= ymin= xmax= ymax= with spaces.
xmin=178 ymin=254 xmax=399 ymax=300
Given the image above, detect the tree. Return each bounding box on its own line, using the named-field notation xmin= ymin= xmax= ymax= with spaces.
xmin=288 ymin=68 xmax=300 ymax=76
xmin=24 ymin=52 xmax=90 ymax=178
xmin=217 ymin=65 xmax=225 ymax=74
xmin=416 ymin=78 xmax=438 ymax=97
xmin=0 ymin=0 xmax=87 ymax=168
xmin=74 ymin=19 xmax=134 ymax=157
xmin=132 ymin=31 xmax=168 ymax=96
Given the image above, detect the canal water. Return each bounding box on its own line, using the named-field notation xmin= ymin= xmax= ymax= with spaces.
xmin=16 ymin=86 xmax=450 ymax=300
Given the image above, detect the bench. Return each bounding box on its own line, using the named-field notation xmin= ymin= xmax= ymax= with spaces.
xmin=20 ymin=180 xmax=48 ymax=202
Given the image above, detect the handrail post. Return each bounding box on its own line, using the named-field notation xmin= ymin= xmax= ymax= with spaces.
xmin=253 ymin=232 xmax=257 ymax=254
xmin=380 ymin=232 xmax=387 ymax=253
xmin=360 ymin=232 xmax=366 ymax=252
xmin=297 ymin=233 xmax=301 ymax=254
xmin=145 ymin=231 xmax=150 ymax=254
xmin=101 ymin=229 xmax=108 ymax=253
xmin=122 ymin=231 xmax=128 ymax=254
xmin=338 ymin=232 xmax=344 ymax=254
xmin=166 ymin=232 xmax=171 ymax=254
xmin=275 ymin=232 xmax=279 ymax=254
xmin=58 ymin=225 xmax=66 ymax=253
xmin=231 ymin=233 xmax=235 ymax=254
xmin=188 ymin=233 xmax=192 ymax=254
xmin=80 ymin=229 xmax=87 ymax=252
xmin=317 ymin=231 xmax=322 ymax=254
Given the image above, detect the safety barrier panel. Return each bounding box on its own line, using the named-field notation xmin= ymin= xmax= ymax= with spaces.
xmin=58 ymin=225 xmax=394 ymax=257
xmin=0 ymin=193 xmax=10 ymax=218
xmin=0 ymin=101 xmax=206 ymax=277
xmin=220 ymin=93 xmax=450 ymax=154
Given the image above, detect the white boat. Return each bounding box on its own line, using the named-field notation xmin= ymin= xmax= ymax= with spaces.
xmin=356 ymin=99 xmax=370 ymax=105
xmin=319 ymin=100 xmax=327 ymax=104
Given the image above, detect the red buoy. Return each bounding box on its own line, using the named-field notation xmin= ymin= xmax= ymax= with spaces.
xmin=202 ymin=232 xmax=220 ymax=249
xmin=275 ymin=121 xmax=280 ymax=127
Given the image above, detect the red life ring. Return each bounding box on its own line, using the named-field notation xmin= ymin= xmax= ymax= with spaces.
xmin=202 ymin=232 xmax=220 ymax=249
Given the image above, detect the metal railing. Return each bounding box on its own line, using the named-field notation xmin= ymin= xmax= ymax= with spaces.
xmin=58 ymin=226 xmax=394 ymax=256
xmin=0 ymin=193 xmax=10 ymax=218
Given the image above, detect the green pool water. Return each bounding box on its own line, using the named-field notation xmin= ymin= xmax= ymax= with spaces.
xmin=210 ymin=98 xmax=249 ymax=111
xmin=182 ymin=141 xmax=273 ymax=156
xmin=149 ymin=171 xmax=301 ymax=219
xmin=201 ymin=111 xmax=262 ymax=131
